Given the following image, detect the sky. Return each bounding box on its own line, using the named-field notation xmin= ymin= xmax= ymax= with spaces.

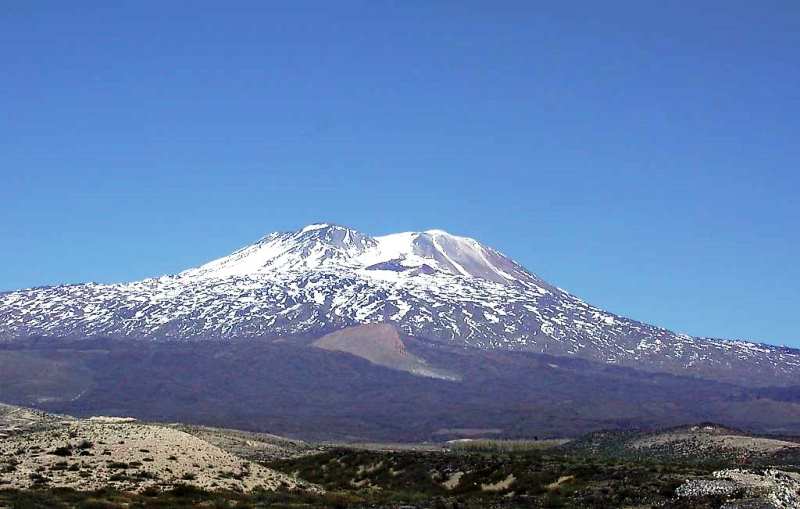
xmin=1 ymin=1 xmax=798 ymax=346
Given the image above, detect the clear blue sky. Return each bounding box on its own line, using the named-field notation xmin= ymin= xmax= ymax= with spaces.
xmin=1 ymin=1 xmax=798 ymax=346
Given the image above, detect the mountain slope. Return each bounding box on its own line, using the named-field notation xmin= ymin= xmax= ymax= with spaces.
xmin=313 ymin=324 xmax=459 ymax=380
xmin=4 ymin=338 xmax=800 ymax=441
xmin=0 ymin=223 xmax=797 ymax=386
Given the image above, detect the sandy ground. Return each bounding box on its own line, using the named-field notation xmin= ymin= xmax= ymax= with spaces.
xmin=0 ymin=417 xmax=318 ymax=493
xmin=678 ymin=469 xmax=800 ymax=509
xmin=0 ymin=403 xmax=72 ymax=434
xmin=442 ymin=471 xmax=463 ymax=490
xmin=482 ymin=473 xmax=515 ymax=492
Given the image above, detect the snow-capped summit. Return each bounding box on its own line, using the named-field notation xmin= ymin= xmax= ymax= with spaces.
xmin=182 ymin=224 xmax=539 ymax=286
xmin=363 ymin=229 xmax=538 ymax=285
xmin=0 ymin=223 xmax=798 ymax=386
xmin=182 ymin=224 xmax=378 ymax=279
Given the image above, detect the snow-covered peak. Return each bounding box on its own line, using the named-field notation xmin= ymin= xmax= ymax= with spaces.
xmin=363 ymin=230 xmax=539 ymax=285
xmin=180 ymin=224 xmax=539 ymax=286
xmin=181 ymin=224 xmax=376 ymax=279
xmin=299 ymin=223 xmax=333 ymax=233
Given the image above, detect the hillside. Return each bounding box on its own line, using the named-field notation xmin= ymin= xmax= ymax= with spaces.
xmin=0 ymin=403 xmax=316 ymax=494
xmin=3 ymin=338 xmax=800 ymax=441
xmin=565 ymin=423 xmax=800 ymax=467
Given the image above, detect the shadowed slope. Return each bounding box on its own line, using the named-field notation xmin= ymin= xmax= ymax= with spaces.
xmin=2 ymin=338 xmax=800 ymax=441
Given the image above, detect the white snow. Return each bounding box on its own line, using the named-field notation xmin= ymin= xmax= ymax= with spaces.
xmin=429 ymin=231 xmax=471 ymax=277
xmin=300 ymin=223 xmax=331 ymax=233
xmin=359 ymin=232 xmax=421 ymax=267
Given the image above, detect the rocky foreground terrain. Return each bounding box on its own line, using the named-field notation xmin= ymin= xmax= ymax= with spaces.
xmin=677 ymin=469 xmax=800 ymax=509
xmin=0 ymin=403 xmax=316 ymax=494
xmin=2 ymin=403 xmax=800 ymax=508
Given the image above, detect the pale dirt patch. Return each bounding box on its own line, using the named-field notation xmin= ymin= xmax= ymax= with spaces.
xmin=87 ymin=416 xmax=137 ymax=424
xmin=349 ymin=477 xmax=380 ymax=490
xmin=481 ymin=473 xmax=515 ymax=492
xmin=313 ymin=324 xmax=460 ymax=381
xmin=547 ymin=475 xmax=575 ymax=490
xmin=356 ymin=460 xmax=383 ymax=476
xmin=443 ymin=471 xmax=463 ymax=490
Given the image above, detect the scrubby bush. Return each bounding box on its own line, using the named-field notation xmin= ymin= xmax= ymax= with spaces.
xmin=50 ymin=445 xmax=72 ymax=457
xmin=76 ymin=439 xmax=94 ymax=450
